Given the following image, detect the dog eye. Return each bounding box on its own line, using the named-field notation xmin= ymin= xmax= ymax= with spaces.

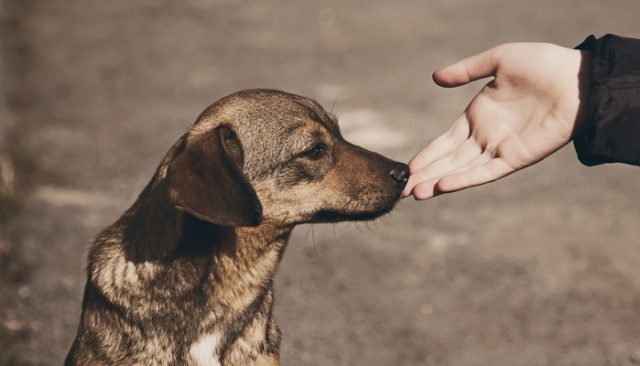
xmin=304 ymin=143 xmax=326 ymax=160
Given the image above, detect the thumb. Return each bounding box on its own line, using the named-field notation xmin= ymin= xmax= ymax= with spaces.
xmin=433 ymin=46 xmax=500 ymax=88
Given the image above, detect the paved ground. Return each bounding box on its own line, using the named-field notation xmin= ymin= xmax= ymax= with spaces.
xmin=2 ymin=1 xmax=640 ymax=365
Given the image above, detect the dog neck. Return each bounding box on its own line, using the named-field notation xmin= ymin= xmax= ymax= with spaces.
xmin=98 ymin=178 xmax=292 ymax=315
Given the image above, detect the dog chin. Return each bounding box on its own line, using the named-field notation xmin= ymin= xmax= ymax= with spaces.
xmin=310 ymin=205 xmax=395 ymax=223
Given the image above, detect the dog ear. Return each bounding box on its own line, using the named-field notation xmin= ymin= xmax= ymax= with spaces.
xmin=167 ymin=125 xmax=262 ymax=227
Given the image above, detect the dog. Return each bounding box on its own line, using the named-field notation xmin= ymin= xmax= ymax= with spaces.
xmin=65 ymin=89 xmax=409 ymax=365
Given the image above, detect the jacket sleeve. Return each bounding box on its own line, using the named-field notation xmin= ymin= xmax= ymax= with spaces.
xmin=573 ymin=34 xmax=640 ymax=166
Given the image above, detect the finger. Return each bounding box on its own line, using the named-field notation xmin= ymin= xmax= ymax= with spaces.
xmin=433 ymin=46 xmax=500 ymax=88
xmin=408 ymin=114 xmax=470 ymax=173
xmin=411 ymin=177 xmax=440 ymax=200
xmin=407 ymin=152 xmax=493 ymax=199
xmin=404 ymin=139 xmax=481 ymax=197
xmin=413 ymin=138 xmax=481 ymax=183
xmin=435 ymin=158 xmax=513 ymax=194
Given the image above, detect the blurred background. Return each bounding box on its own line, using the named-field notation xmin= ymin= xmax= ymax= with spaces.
xmin=1 ymin=1 xmax=639 ymax=365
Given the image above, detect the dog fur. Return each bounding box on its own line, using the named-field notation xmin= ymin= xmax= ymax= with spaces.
xmin=65 ymin=89 xmax=409 ymax=365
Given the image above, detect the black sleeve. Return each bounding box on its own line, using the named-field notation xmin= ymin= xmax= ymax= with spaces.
xmin=573 ymin=34 xmax=640 ymax=166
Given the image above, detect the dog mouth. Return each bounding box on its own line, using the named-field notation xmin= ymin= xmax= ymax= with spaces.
xmin=310 ymin=191 xmax=401 ymax=223
xmin=311 ymin=207 xmax=394 ymax=223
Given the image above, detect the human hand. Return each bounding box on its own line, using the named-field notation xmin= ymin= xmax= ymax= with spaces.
xmin=404 ymin=43 xmax=591 ymax=200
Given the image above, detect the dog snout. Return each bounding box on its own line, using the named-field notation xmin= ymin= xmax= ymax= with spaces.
xmin=389 ymin=164 xmax=409 ymax=187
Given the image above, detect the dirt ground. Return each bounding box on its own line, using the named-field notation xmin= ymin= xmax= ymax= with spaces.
xmin=1 ymin=1 xmax=640 ymax=365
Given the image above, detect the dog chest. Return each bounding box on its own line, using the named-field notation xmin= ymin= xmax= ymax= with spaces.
xmin=188 ymin=331 xmax=223 ymax=366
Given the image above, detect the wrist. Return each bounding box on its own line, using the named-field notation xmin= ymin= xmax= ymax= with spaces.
xmin=571 ymin=49 xmax=592 ymax=137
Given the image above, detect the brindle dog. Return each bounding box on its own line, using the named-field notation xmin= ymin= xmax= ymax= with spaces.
xmin=65 ymin=89 xmax=409 ymax=365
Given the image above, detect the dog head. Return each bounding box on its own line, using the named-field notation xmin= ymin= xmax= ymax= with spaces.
xmin=165 ymin=89 xmax=408 ymax=227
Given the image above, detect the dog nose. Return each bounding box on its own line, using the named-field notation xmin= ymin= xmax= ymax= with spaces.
xmin=389 ymin=165 xmax=409 ymax=187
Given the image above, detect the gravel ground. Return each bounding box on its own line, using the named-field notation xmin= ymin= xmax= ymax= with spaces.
xmin=2 ymin=1 xmax=640 ymax=365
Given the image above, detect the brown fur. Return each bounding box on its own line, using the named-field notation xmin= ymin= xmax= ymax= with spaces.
xmin=65 ymin=89 xmax=408 ymax=365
